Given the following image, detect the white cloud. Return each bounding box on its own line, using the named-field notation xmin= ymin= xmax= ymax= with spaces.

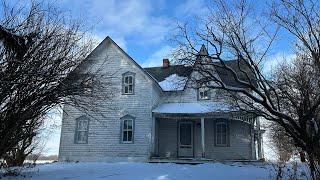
xmin=142 ymin=45 xmax=175 ymax=67
xmin=262 ymin=52 xmax=296 ymax=75
xmin=58 ymin=0 xmax=174 ymax=51
xmin=85 ymin=0 xmax=172 ymax=46
xmin=175 ymin=0 xmax=208 ymax=17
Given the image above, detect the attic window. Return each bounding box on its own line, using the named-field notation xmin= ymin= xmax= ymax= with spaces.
xmin=83 ymin=76 xmax=94 ymax=95
xmin=122 ymin=72 xmax=135 ymax=95
xmin=198 ymin=87 xmax=210 ymax=100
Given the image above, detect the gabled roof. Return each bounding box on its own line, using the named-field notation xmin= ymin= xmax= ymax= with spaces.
xmin=73 ymin=36 xmax=162 ymax=91
xmin=143 ymin=65 xmax=193 ymax=82
xmin=71 ymin=36 xmax=254 ymax=92
xmin=143 ymin=60 xmax=255 ymax=91
xmin=144 ymin=65 xmax=192 ymax=91
xmin=198 ymin=44 xmax=208 ymax=56
xmin=213 ymin=60 xmax=257 ymax=88
xmin=104 ymin=37 xmax=162 ymax=90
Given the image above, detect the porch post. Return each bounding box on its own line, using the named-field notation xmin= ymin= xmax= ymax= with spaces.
xmin=201 ymin=117 xmax=205 ymax=158
xmin=251 ymin=118 xmax=256 ymax=160
xmin=151 ymin=114 xmax=156 ymax=156
xmin=256 ymin=117 xmax=262 ymax=159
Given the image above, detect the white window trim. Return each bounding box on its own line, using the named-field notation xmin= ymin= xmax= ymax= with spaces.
xmin=122 ymin=119 xmax=133 ymax=143
xmin=122 ymin=72 xmax=135 ymax=95
xmin=198 ymin=87 xmax=210 ymax=100
xmin=215 ymin=122 xmax=228 ymax=146
xmin=75 ymin=117 xmax=89 ymax=144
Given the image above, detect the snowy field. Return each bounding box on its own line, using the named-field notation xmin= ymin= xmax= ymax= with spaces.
xmin=1 ymin=162 xmax=308 ymax=180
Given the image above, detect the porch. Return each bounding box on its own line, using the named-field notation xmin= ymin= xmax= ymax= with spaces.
xmin=150 ymin=103 xmax=264 ymax=161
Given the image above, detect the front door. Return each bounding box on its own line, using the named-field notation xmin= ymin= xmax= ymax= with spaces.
xmin=178 ymin=121 xmax=194 ymax=157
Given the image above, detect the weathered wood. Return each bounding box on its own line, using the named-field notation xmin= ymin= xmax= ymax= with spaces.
xmin=201 ymin=117 xmax=205 ymax=158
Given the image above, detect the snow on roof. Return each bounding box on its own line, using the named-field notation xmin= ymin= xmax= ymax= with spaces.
xmin=158 ymin=74 xmax=188 ymax=91
xmin=152 ymin=102 xmax=232 ymax=114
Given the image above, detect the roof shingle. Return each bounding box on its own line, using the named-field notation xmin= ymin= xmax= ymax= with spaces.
xmin=143 ymin=65 xmax=193 ymax=82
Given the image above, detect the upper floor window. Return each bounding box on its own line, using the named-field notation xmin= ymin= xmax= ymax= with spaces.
xmin=215 ymin=121 xmax=229 ymax=146
xmin=122 ymin=72 xmax=135 ymax=95
xmin=198 ymin=87 xmax=210 ymax=100
xmin=80 ymin=74 xmax=95 ymax=95
xmin=75 ymin=116 xmax=89 ymax=144
xmin=120 ymin=115 xmax=135 ymax=143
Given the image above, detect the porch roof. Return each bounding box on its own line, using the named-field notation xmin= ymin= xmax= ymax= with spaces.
xmin=152 ymin=102 xmax=233 ymax=114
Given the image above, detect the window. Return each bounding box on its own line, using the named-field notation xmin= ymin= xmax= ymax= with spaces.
xmin=81 ymin=75 xmax=94 ymax=95
xmin=120 ymin=115 xmax=135 ymax=143
xmin=122 ymin=72 xmax=135 ymax=94
xmin=75 ymin=117 xmax=89 ymax=144
xmin=215 ymin=121 xmax=228 ymax=146
xmin=198 ymin=87 xmax=210 ymax=100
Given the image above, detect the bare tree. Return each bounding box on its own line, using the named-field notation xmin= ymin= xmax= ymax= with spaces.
xmin=269 ymin=121 xmax=296 ymax=162
xmin=0 ymin=0 xmax=113 ymax=166
xmin=173 ymin=0 xmax=320 ymax=178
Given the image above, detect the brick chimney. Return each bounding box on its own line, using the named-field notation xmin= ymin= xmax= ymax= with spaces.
xmin=163 ymin=58 xmax=170 ymax=68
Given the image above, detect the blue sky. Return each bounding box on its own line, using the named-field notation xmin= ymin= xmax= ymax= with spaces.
xmin=57 ymin=0 xmax=216 ymax=67
xmin=55 ymin=0 xmax=295 ymax=67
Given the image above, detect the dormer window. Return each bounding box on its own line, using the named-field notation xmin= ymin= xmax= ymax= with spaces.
xmin=122 ymin=72 xmax=135 ymax=95
xmin=198 ymin=87 xmax=210 ymax=100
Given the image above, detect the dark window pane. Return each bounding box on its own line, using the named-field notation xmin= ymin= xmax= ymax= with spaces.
xmin=217 ymin=124 xmax=226 ymax=133
xmin=180 ymin=124 xmax=191 ymax=145
xmin=217 ymin=134 xmax=221 ymax=144
xmin=77 ymin=132 xmax=80 ymax=142
xmin=124 ymin=120 xmax=128 ymax=129
xmin=221 ymin=133 xmax=226 ymax=144
xmin=204 ymin=91 xmax=208 ymax=98
xmin=216 ymin=123 xmax=227 ymax=145
xmin=78 ymin=132 xmax=85 ymax=142
xmin=128 ymin=131 xmax=132 ymax=141
xmin=127 ymin=120 xmax=132 ymax=130
xmin=125 ymin=86 xmax=129 ymax=93
xmin=128 ymin=76 xmax=132 ymax=84
xmin=123 ymin=131 xmax=128 ymax=141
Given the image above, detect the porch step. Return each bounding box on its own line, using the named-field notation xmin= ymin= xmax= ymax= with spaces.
xmin=149 ymin=157 xmax=263 ymax=165
xmin=149 ymin=157 xmax=213 ymax=165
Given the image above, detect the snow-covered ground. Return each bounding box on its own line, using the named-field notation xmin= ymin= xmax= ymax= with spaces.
xmin=0 ymin=162 xmax=309 ymax=180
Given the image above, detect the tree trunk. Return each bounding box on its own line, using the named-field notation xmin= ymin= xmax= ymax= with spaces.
xmin=306 ymin=148 xmax=320 ymax=180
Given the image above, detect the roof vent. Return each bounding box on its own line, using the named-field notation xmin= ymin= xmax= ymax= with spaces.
xmin=163 ymin=58 xmax=170 ymax=68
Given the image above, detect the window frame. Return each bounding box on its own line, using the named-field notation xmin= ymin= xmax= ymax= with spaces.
xmin=120 ymin=115 xmax=135 ymax=144
xmin=74 ymin=116 xmax=89 ymax=144
xmin=81 ymin=74 xmax=95 ymax=95
xmin=122 ymin=72 xmax=135 ymax=95
xmin=214 ymin=120 xmax=229 ymax=147
xmin=198 ymin=86 xmax=210 ymax=100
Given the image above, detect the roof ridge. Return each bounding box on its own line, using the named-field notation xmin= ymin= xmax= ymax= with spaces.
xmin=143 ymin=64 xmax=186 ymax=69
xmin=104 ymin=37 xmax=162 ymax=90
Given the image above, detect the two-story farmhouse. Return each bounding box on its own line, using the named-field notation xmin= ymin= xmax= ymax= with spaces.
xmin=58 ymin=37 xmax=264 ymax=162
